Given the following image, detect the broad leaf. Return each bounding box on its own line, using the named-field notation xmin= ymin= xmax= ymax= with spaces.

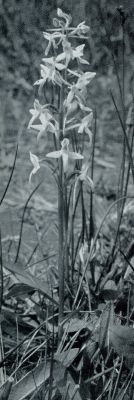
xmin=55 ymin=348 xmax=79 ymax=368
xmin=6 ymin=262 xmax=58 ymax=305
xmin=9 ymin=362 xmax=51 ymax=400
xmin=109 ymin=323 xmax=134 ymax=369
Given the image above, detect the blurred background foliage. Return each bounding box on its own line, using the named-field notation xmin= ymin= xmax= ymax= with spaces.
xmin=0 ymin=0 xmax=134 ymax=142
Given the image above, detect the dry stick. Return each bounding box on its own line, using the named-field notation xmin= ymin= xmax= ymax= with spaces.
xmin=73 ymin=195 xmax=134 ymax=309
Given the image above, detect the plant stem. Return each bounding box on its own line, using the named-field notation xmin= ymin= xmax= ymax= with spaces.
xmin=89 ymin=109 xmax=97 ymax=245
xmin=58 ymin=85 xmax=64 ymax=340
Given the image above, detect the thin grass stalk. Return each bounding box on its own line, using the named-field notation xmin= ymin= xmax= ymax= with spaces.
xmin=126 ymin=283 xmax=131 ymax=327
xmin=64 ymin=176 xmax=69 ymax=284
xmin=58 ymin=85 xmax=64 ymax=339
xmin=0 ymin=230 xmax=3 ymax=313
xmin=98 ymin=5 xmax=124 ymax=107
xmin=70 ymin=186 xmax=81 ymax=284
xmin=0 ymin=325 xmax=6 ymax=383
xmin=110 ymin=91 xmax=134 ymax=181
xmin=116 ymin=17 xmax=126 ymax=237
xmin=73 ymin=194 xmax=134 ymax=309
xmin=15 ymin=181 xmax=42 ymax=263
xmin=114 ymin=370 xmax=134 ymax=400
xmin=110 ymin=358 xmax=123 ymax=400
xmin=111 ymin=119 xmax=134 ymax=258
xmin=48 ymin=301 xmax=55 ymax=400
xmin=0 ymin=312 xmax=59 ymax=369
xmin=0 ymin=144 xmax=18 ymax=207
xmin=89 ymin=109 xmax=97 ymax=246
xmin=80 ymin=182 xmax=86 ymax=243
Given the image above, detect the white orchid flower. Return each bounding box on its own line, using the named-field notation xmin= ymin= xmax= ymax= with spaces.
xmin=29 ymin=152 xmax=41 ymax=183
xmin=71 ymin=21 xmax=90 ymax=36
xmin=30 ymin=121 xmax=58 ymax=141
xmin=34 ymin=62 xmax=67 ymax=90
xmin=57 ymin=8 xmax=72 ymax=28
xmin=28 ymin=102 xmax=59 ymax=140
xmin=43 ymin=32 xmax=58 ymax=56
xmin=42 ymin=56 xmax=66 ymax=71
xmin=73 ymin=161 xmax=94 ymax=210
xmin=76 ymin=72 xmax=96 ymax=90
xmin=56 ymin=43 xmax=89 ymax=66
xmin=72 ymin=44 xmax=89 ymax=64
xmin=78 ymin=112 xmax=93 ymax=142
xmin=46 ymin=138 xmax=83 ymax=173
xmin=28 ymin=99 xmax=51 ymax=129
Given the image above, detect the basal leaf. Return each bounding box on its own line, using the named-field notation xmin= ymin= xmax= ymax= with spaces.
xmin=109 ymin=323 xmax=134 ymax=369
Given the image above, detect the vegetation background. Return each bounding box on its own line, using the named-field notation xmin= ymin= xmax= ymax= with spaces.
xmin=0 ymin=1 xmax=134 ymax=399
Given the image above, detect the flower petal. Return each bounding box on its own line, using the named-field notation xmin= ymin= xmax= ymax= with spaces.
xmin=46 ymin=150 xmax=62 ymax=159
xmin=69 ymin=152 xmax=84 ymax=160
xmin=29 ymin=152 xmax=40 ymax=182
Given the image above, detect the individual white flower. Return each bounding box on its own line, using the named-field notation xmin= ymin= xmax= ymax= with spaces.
xmin=71 ymin=21 xmax=90 ymax=36
xmin=78 ymin=112 xmax=93 ymax=142
xmin=42 ymin=56 xmax=66 ymax=71
xmin=29 ymin=152 xmax=40 ymax=183
xmin=73 ymin=161 xmax=94 ymax=210
xmin=76 ymin=72 xmax=96 ymax=90
xmin=56 ymin=43 xmax=89 ymax=66
xmin=46 ymin=138 xmax=83 ymax=173
xmin=57 ymin=8 xmax=72 ymax=28
xmin=62 ymin=38 xmax=74 ymax=66
xmin=28 ymin=103 xmax=59 ymax=140
xmin=43 ymin=32 xmax=58 ymax=56
xmin=72 ymin=44 xmax=89 ymax=64
xmin=34 ymin=61 xmax=67 ymax=90
xmin=28 ymin=99 xmax=50 ymax=129
xmin=30 ymin=120 xmax=58 ymax=141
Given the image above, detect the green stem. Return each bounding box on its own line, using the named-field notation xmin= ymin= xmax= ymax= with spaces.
xmin=64 ymin=176 xmax=69 ymax=284
xmin=58 ymin=85 xmax=64 ymax=340
xmin=89 ymin=109 xmax=97 ymax=245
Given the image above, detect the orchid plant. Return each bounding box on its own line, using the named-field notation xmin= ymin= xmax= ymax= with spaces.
xmin=28 ymin=8 xmax=96 ymax=338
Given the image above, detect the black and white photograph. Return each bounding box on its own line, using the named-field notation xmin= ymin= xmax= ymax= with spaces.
xmin=0 ymin=1 xmax=134 ymax=399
